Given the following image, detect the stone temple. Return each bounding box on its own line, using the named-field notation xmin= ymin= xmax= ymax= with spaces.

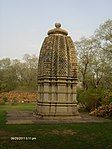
xmin=37 ymin=23 xmax=79 ymax=119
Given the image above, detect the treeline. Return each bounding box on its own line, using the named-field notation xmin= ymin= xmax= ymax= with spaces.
xmin=0 ymin=54 xmax=38 ymax=92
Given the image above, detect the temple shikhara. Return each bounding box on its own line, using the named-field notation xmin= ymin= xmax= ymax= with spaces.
xmin=36 ymin=23 xmax=79 ymax=119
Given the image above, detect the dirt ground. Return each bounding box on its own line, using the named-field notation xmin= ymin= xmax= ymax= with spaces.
xmin=6 ymin=110 xmax=111 ymax=124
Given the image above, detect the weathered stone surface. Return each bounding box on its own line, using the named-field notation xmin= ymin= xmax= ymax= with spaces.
xmin=37 ymin=23 xmax=79 ymax=119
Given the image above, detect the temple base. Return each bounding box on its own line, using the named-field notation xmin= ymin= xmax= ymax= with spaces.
xmin=35 ymin=101 xmax=80 ymax=120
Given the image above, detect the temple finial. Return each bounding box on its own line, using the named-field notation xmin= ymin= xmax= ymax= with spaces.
xmin=55 ymin=23 xmax=61 ymax=28
xmin=48 ymin=23 xmax=68 ymax=35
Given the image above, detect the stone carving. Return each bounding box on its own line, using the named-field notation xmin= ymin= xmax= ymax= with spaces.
xmin=37 ymin=23 xmax=79 ymax=119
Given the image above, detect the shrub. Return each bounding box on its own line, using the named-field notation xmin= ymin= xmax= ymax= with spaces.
xmin=11 ymin=97 xmax=18 ymax=105
xmin=0 ymin=91 xmax=37 ymax=103
xmin=2 ymin=96 xmax=8 ymax=103
xmin=90 ymin=103 xmax=112 ymax=118
xmin=77 ymin=88 xmax=103 ymax=112
xmin=0 ymin=96 xmax=8 ymax=105
xmin=102 ymin=90 xmax=112 ymax=105
xmin=0 ymin=99 xmax=5 ymax=105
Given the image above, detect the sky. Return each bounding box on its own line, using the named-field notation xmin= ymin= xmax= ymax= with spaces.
xmin=0 ymin=0 xmax=112 ymax=59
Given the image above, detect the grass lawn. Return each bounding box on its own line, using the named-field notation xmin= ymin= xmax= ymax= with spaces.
xmin=0 ymin=103 xmax=36 ymax=111
xmin=0 ymin=104 xmax=112 ymax=149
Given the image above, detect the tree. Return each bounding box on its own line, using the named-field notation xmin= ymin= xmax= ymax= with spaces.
xmin=76 ymin=20 xmax=112 ymax=112
xmin=76 ymin=37 xmax=100 ymax=89
xmin=0 ymin=58 xmax=18 ymax=91
xmin=0 ymin=54 xmax=38 ymax=92
xmin=95 ymin=19 xmax=112 ymax=88
xmin=76 ymin=19 xmax=112 ymax=90
xmin=95 ymin=19 xmax=112 ymax=64
xmin=18 ymin=54 xmax=38 ymax=90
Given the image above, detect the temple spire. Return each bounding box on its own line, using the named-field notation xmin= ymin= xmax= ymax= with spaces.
xmin=36 ymin=23 xmax=79 ymax=119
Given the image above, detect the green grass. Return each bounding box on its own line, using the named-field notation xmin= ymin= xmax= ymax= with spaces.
xmin=0 ymin=103 xmax=36 ymax=111
xmin=0 ymin=104 xmax=112 ymax=149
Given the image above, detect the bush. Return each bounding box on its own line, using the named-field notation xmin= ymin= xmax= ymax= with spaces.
xmin=77 ymin=88 xmax=103 ymax=112
xmin=0 ymin=100 xmax=5 ymax=105
xmin=90 ymin=103 xmax=112 ymax=118
xmin=102 ymin=90 xmax=112 ymax=105
xmin=2 ymin=96 xmax=8 ymax=103
xmin=0 ymin=96 xmax=8 ymax=105
xmin=11 ymin=97 xmax=18 ymax=105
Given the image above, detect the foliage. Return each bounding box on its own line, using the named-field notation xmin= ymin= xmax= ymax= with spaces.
xmin=0 ymin=111 xmax=6 ymax=124
xmin=0 ymin=100 xmax=5 ymax=105
xmin=76 ymin=19 xmax=112 ymax=117
xmin=77 ymin=88 xmax=103 ymax=111
xmin=0 ymin=54 xmax=38 ymax=92
xmin=89 ymin=89 xmax=112 ymax=118
xmin=11 ymin=97 xmax=18 ymax=105
xmin=102 ymin=90 xmax=112 ymax=105
xmin=0 ymin=96 xmax=8 ymax=105
xmin=0 ymin=91 xmax=37 ymax=103
xmin=76 ymin=19 xmax=112 ymax=90
xmin=77 ymin=88 xmax=112 ymax=112
xmin=2 ymin=96 xmax=8 ymax=103
xmin=90 ymin=103 xmax=112 ymax=118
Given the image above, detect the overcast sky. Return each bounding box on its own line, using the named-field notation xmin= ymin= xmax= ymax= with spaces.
xmin=0 ymin=0 xmax=112 ymax=59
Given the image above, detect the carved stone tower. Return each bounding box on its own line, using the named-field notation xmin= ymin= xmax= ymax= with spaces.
xmin=37 ymin=23 xmax=79 ymax=119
